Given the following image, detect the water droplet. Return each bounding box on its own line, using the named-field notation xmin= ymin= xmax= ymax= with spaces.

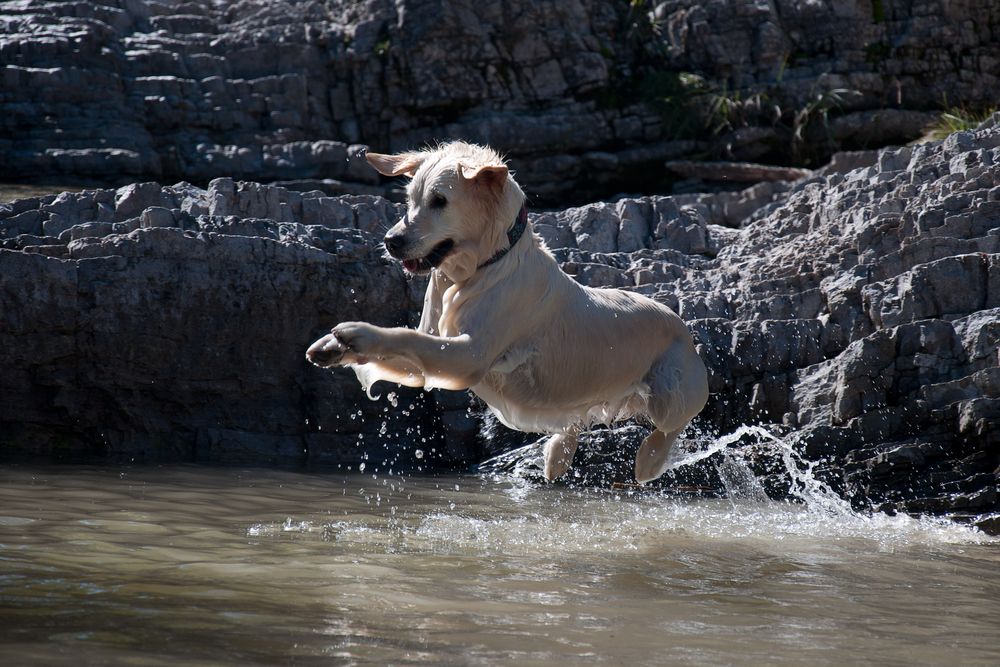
xmin=414 ymin=449 xmax=424 ymax=459
xmin=359 ymin=462 xmax=366 ymax=472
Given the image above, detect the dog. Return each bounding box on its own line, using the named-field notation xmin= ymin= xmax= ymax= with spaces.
xmin=306 ymin=141 xmax=708 ymax=483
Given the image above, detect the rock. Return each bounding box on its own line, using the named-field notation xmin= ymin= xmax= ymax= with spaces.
xmin=953 ymin=308 xmax=1000 ymax=371
xmin=3 ymin=1 xmax=1000 ymax=205
xmin=483 ymin=117 xmax=1000 ymax=516
xmin=653 ymin=203 xmax=709 ymax=255
xmin=0 ymin=182 xmax=461 ymax=468
xmin=140 ymin=207 xmax=176 ymax=228
xmin=559 ymin=203 xmax=619 ymax=253
xmin=3 ymin=118 xmax=1000 ymax=519
xmin=664 ymin=161 xmax=812 ymax=183
xmin=115 ymin=182 xmax=169 ymax=221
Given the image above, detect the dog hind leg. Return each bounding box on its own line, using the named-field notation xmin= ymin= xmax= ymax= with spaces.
xmin=634 ymin=340 xmax=708 ymax=484
xmin=543 ymin=433 xmax=579 ymax=481
xmin=634 ymin=428 xmax=682 ymax=484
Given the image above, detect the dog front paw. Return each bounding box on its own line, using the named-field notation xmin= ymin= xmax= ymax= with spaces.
xmin=307 ymin=322 xmax=385 ymax=368
xmin=332 ymin=321 xmax=383 ymax=360
xmin=306 ymin=332 xmax=349 ymax=367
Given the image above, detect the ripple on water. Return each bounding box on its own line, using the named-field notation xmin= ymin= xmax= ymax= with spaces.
xmin=0 ymin=516 xmax=36 ymax=526
xmin=292 ymin=485 xmax=993 ymax=563
xmin=0 ymin=465 xmax=997 ymax=667
xmin=415 ymin=501 xmax=993 ymax=557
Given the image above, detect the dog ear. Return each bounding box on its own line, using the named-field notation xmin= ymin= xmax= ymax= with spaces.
xmin=366 ymin=151 xmax=425 ymax=177
xmin=459 ymin=164 xmax=508 ymax=191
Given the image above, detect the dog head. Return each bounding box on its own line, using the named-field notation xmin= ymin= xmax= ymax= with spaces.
xmin=366 ymin=141 xmax=525 ymax=283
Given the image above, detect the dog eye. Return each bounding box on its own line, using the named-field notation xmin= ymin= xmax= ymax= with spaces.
xmin=429 ymin=193 xmax=447 ymax=209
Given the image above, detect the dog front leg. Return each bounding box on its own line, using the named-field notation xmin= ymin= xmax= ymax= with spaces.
xmin=331 ymin=321 xmax=489 ymax=391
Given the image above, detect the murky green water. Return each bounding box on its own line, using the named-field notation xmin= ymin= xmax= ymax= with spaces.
xmin=0 ymin=465 xmax=997 ymax=666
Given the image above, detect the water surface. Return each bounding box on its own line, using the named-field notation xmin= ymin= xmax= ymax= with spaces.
xmin=0 ymin=466 xmax=997 ymax=665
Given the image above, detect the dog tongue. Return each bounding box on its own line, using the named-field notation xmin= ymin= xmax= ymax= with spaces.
xmin=403 ymin=259 xmax=419 ymax=273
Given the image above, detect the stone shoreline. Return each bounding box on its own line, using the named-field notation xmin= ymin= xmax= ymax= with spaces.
xmin=3 ymin=117 xmax=999 ymax=527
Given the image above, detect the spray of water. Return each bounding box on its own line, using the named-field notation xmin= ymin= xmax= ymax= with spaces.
xmin=659 ymin=424 xmax=996 ymax=547
xmin=252 ymin=426 xmax=994 ymax=556
xmin=667 ymin=424 xmax=850 ymax=511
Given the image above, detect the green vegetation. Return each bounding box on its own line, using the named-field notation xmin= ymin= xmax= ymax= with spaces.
xmin=637 ymin=70 xmax=709 ymax=137
xmin=871 ymin=0 xmax=887 ymax=24
xmin=672 ymin=79 xmax=857 ymax=163
xmin=789 ymin=87 xmax=856 ymax=161
xmin=923 ymin=107 xmax=997 ymax=141
xmin=704 ymin=87 xmax=777 ymax=135
xmin=864 ymin=40 xmax=891 ymax=65
xmin=610 ymin=0 xmax=860 ymax=165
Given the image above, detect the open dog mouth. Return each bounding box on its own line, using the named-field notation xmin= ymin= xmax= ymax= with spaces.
xmin=401 ymin=239 xmax=455 ymax=274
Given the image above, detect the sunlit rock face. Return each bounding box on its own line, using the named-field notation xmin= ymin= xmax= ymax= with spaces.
xmin=2 ymin=1 xmax=1000 ymax=204
xmin=2 ymin=118 xmax=1000 ymax=517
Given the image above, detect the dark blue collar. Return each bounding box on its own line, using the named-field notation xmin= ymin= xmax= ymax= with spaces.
xmin=478 ymin=204 xmax=528 ymax=270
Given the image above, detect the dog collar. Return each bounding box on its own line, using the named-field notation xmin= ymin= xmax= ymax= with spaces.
xmin=478 ymin=204 xmax=528 ymax=270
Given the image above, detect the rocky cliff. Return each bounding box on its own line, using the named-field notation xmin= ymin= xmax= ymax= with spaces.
xmin=2 ymin=0 xmax=999 ymax=204
xmin=2 ymin=117 xmax=998 ymax=524
xmin=0 ymin=181 xmax=457 ymax=467
xmin=487 ymin=117 xmax=1000 ymax=525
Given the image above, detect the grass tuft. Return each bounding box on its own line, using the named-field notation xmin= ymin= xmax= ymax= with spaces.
xmin=923 ymin=108 xmax=997 ymax=142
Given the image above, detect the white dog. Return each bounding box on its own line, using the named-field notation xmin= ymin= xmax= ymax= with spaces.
xmin=306 ymin=142 xmax=708 ymax=483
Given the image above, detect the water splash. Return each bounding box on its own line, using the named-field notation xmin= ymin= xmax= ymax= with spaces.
xmin=246 ymin=425 xmax=993 ymax=557
xmin=668 ymin=424 xmax=849 ymax=511
xmin=475 ymin=425 xmax=996 ymax=552
xmin=662 ymin=424 xmax=993 ymax=547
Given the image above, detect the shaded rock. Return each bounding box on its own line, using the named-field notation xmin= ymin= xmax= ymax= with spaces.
xmin=0 ymin=182 xmax=466 ymax=468
xmin=3 ymin=1 xmax=1000 ymax=204
xmin=665 ymin=161 xmax=811 ymax=184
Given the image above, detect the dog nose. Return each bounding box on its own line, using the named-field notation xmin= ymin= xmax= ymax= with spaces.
xmin=384 ymin=232 xmax=406 ymax=257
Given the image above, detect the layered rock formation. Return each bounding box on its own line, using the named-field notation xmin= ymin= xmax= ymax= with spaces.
xmin=2 ymin=116 xmax=999 ymax=521
xmin=489 ymin=117 xmax=1000 ymax=522
xmin=2 ymin=1 xmax=999 ymax=203
xmin=0 ymin=180 xmax=473 ymax=467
